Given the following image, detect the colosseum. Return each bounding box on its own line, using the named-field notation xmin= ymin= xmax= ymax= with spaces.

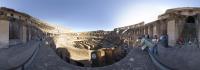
xmin=0 ymin=7 xmax=200 ymax=70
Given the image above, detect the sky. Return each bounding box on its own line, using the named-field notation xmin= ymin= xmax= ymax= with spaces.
xmin=0 ymin=0 xmax=200 ymax=32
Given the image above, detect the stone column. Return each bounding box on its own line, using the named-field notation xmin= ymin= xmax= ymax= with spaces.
xmin=28 ymin=27 xmax=32 ymax=41
xmin=20 ymin=25 xmax=27 ymax=43
xmin=144 ymin=27 xmax=148 ymax=35
xmin=150 ymin=25 xmax=154 ymax=37
xmin=167 ymin=20 xmax=176 ymax=46
xmin=0 ymin=19 xmax=9 ymax=48
xmin=153 ymin=24 xmax=158 ymax=36
xmin=157 ymin=23 xmax=161 ymax=37
xmin=147 ymin=26 xmax=150 ymax=35
xmin=148 ymin=26 xmax=153 ymax=36
xmin=141 ymin=28 xmax=143 ymax=35
xmin=138 ymin=28 xmax=140 ymax=35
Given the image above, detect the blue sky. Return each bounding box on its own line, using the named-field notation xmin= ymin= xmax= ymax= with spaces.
xmin=1 ymin=0 xmax=200 ymax=32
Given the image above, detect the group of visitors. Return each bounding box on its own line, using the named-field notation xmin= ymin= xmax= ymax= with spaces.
xmin=176 ymin=35 xmax=199 ymax=47
xmin=141 ymin=34 xmax=169 ymax=47
xmin=139 ymin=34 xmax=169 ymax=55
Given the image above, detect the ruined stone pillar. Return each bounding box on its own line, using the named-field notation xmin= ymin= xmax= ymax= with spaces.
xmin=148 ymin=26 xmax=153 ymax=37
xmin=20 ymin=25 xmax=27 ymax=43
xmin=150 ymin=25 xmax=154 ymax=37
xmin=138 ymin=29 xmax=140 ymax=35
xmin=153 ymin=23 xmax=159 ymax=36
xmin=144 ymin=27 xmax=148 ymax=35
xmin=141 ymin=28 xmax=144 ymax=35
xmin=0 ymin=19 xmax=9 ymax=48
xmin=140 ymin=28 xmax=143 ymax=35
xmin=148 ymin=26 xmax=151 ymax=35
xmin=157 ymin=23 xmax=161 ymax=37
xmin=28 ymin=28 xmax=32 ymax=41
xmin=167 ymin=20 xmax=176 ymax=46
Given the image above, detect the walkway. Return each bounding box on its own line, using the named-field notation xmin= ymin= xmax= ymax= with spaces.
xmin=0 ymin=41 xmax=40 ymax=70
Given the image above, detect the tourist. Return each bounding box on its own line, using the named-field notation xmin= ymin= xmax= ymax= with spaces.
xmin=188 ymin=40 xmax=192 ymax=46
xmin=177 ymin=36 xmax=184 ymax=46
xmin=159 ymin=34 xmax=169 ymax=48
xmin=164 ymin=34 xmax=169 ymax=47
xmin=152 ymin=35 xmax=158 ymax=44
xmin=145 ymin=34 xmax=150 ymax=39
xmin=152 ymin=35 xmax=158 ymax=55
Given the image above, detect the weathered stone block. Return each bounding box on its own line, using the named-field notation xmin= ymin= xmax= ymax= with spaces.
xmin=0 ymin=20 xmax=9 ymax=48
xmin=167 ymin=20 xmax=176 ymax=46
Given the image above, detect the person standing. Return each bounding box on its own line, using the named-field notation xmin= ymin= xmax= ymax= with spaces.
xmin=152 ymin=35 xmax=158 ymax=55
xmin=159 ymin=34 xmax=169 ymax=48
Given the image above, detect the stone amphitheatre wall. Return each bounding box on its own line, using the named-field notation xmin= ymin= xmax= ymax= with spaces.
xmin=114 ymin=7 xmax=200 ymax=47
xmin=1 ymin=7 xmax=200 ymax=68
xmin=0 ymin=7 xmax=131 ymax=67
xmin=55 ymin=30 xmax=129 ymax=67
xmin=0 ymin=7 xmax=56 ymax=48
xmin=2 ymin=7 xmax=200 ymax=48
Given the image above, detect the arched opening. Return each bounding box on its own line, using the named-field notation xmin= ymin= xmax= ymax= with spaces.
xmin=178 ymin=16 xmax=198 ymax=45
xmin=0 ymin=11 xmax=3 ymax=15
xmin=9 ymin=18 xmax=21 ymax=44
xmin=186 ymin=16 xmax=195 ymax=23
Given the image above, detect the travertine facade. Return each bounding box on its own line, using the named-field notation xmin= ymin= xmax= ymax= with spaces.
xmin=114 ymin=7 xmax=200 ymax=46
xmin=0 ymin=7 xmax=56 ymax=47
xmin=2 ymin=7 xmax=200 ymax=48
xmin=0 ymin=19 xmax=9 ymax=48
